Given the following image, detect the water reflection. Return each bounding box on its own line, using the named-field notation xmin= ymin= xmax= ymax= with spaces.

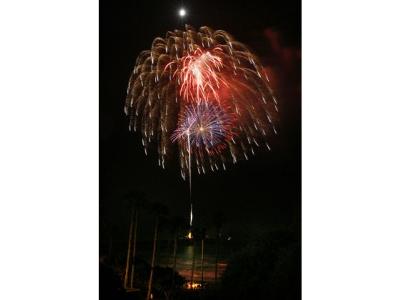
xmin=155 ymin=240 xmax=230 ymax=282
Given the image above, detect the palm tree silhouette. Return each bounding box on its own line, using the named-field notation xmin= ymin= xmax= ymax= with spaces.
xmin=213 ymin=210 xmax=225 ymax=283
xmin=146 ymin=202 xmax=168 ymax=300
xmin=190 ymin=228 xmax=201 ymax=287
xmin=169 ymin=216 xmax=186 ymax=280
xmin=123 ymin=202 xmax=134 ymax=289
xmin=122 ymin=191 xmax=147 ymax=289
xmin=199 ymin=228 xmax=206 ymax=286
xmin=129 ymin=194 xmax=147 ymax=288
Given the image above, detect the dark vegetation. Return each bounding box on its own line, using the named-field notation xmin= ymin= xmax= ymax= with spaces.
xmin=100 ymin=194 xmax=300 ymax=300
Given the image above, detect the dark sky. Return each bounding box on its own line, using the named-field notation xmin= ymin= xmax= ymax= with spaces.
xmin=100 ymin=0 xmax=301 ymax=243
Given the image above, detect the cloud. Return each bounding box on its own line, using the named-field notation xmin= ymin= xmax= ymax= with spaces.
xmin=262 ymin=28 xmax=301 ymax=96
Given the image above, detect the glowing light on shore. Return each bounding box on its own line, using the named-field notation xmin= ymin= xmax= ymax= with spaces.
xmin=185 ymin=282 xmax=202 ymax=289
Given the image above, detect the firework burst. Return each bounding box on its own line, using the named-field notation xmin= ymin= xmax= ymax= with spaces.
xmin=171 ymin=100 xmax=235 ymax=177
xmin=125 ymin=25 xmax=278 ymax=178
xmin=170 ymin=47 xmax=226 ymax=103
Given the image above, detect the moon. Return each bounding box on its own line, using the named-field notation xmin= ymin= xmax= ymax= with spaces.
xmin=178 ymin=8 xmax=186 ymax=17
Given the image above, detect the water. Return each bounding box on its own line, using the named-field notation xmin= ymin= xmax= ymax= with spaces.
xmin=136 ymin=239 xmax=239 ymax=282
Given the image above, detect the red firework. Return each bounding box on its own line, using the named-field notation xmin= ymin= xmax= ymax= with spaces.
xmin=166 ymin=47 xmax=227 ymax=103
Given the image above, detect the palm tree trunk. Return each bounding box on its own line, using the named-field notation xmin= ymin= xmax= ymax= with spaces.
xmin=171 ymin=234 xmax=178 ymax=286
xmin=173 ymin=235 xmax=178 ymax=271
xmin=201 ymin=238 xmax=205 ymax=285
xmin=123 ymin=210 xmax=134 ymax=289
xmin=108 ymin=234 xmax=113 ymax=257
xmin=146 ymin=216 xmax=159 ymax=300
xmin=167 ymin=238 xmax=172 ymax=267
xmin=190 ymin=240 xmax=196 ymax=287
xmin=130 ymin=210 xmax=138 ymax=288
xmin=214 ymin=236 xmax=219 ymax=283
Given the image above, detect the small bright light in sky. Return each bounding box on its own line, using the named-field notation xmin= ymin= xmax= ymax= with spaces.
xmin=179 ymin=8 xmax=186 ymax=17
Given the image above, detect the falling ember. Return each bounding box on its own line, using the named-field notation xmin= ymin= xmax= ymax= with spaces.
xmin=125 ymin=25 xmax=279 ymax=226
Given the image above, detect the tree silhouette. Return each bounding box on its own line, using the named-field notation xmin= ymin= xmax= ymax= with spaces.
xmin=168 ymin=216 xmax=187 ymax=286
xmin=213 ymin=210 xmax=225 ymax=283
xmin=220 ymin=229 xmax=300 ymax=300
xmin=123 ymin=206 xmax=134 ymax=289
xmin=199 ymin=228 xmax=206 ymax=286
xmin=129 ymin=194 xmax=147 ymax=288
xmin=146 ymin=202 xmax=169 ymax=300
xmin=122 ymin=190 xmax=147 ymax=289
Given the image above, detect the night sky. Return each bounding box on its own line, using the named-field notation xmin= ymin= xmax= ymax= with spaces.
xmin=100 ymin=0 xmax=301 ymax=243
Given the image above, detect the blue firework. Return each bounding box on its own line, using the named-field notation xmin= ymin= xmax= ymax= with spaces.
xmin=172 ymin=101 xmax=234 ymax=151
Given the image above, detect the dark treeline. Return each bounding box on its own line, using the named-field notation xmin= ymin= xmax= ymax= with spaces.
xmin=100 ymin=190 xmax=300 ymax=300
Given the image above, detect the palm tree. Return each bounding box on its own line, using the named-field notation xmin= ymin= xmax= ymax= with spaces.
xmin=169 ymin=216 xmax=186 ymax=286
xmin=169 ymin=217 xmax=186 ymax=269
xmin=129 ymin=195 xmax=147 ymax=288
xmin=190 ymin=228 xmax=201 ymax=288
xmin=213 ymin=211 xmax=224 ymax=283
xmin=122 ymin=190 xmax=147 ymax=289
xmin=199 ymin=228 xmax=206 ymax=286
xmin=123 ymin=206 xmax=134 ymax=289
xmin=146 ymin=202 xmax=168 ymax=300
